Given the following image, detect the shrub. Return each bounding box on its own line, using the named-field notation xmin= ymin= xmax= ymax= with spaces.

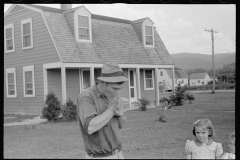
xmin=41 ymin=91 xmax=61 ymax=122
xmin=185 ymin=93 xmax=195 ymax=104
xmin=62 ymin=98 xmax=78 ymax=122
xmin=169 ymin=84 xmax=186 ymax=106
xmin=159 ymin=97 xmax=169 ymax=103
xmin=159 ymin=97 xmax=170 ymax=107
xmin=137 ymin=98 xmax=151 ymax=111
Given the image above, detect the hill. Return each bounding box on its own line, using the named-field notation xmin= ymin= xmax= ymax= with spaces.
xmin=171 ymin=52 xmax=235 ymax=70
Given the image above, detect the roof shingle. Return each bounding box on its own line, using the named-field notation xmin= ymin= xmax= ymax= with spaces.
xmin=26 ymin=4 xmax=173 ymax=65
xmin=190 ymin=73 xmax=208 ymax=79
xmin=166 ymin=70 xmax=188 ymax=79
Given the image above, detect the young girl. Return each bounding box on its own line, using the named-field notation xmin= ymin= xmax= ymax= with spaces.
xmin=185 ymin=119 xmax=223 ymax=159
xmin=221 ymin=132 xmax=235 ymax=159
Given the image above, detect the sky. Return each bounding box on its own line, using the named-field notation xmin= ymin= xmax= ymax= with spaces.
xmin=4 ymin=4 xmax=236 ymax=55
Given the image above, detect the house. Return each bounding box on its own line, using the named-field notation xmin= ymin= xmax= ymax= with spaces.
xmin=4 ymin=4 xmax=174 ymax=115
xmin=189 ymin=73 xmax=211 ymax=86
xmin=158 ymin=69 xmax=188 ymax=88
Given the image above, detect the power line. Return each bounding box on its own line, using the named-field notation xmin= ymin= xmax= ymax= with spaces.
xmin=205 ymin=28 xmax=218 ymax=94
xmin=160 ymin=34 xmax=219 ymax=40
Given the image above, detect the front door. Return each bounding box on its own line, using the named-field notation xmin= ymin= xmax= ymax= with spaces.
xmin=129 ymin=69 xmax=137 ymax=103
xmin=80 ymin=69 xmax=90 ymax=92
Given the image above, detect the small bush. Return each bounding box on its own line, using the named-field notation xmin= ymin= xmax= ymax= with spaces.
xmin=159 ymin=97 xmax=170 ymax=107
xmin=159 ymin=97 xmax=169 ymax=103
xmin=62 ymin=98 xmax=78 ymax=122
xmin=169 ymin=84 xmax=186 ymax=106
xmin=41 ymin=91 xmax=61 ymax=122
xmin=137 ymin=98 xmax=151 ymax=111
xmin=185 ymin=93 xmax=195 ymax=104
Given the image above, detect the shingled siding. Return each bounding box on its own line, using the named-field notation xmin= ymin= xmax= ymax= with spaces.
xmin=140 ymin=69 xmax=156 ymax=103
xmin=47 ymin=69 xmax=62 ymax=103
xmin=4 ymin=9 xmax=61 ymax=115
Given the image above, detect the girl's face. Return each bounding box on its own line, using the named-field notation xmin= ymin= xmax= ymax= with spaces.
xmin=228 ymin=139 xmax=235 ymax=153
xmin=195 ymin=126 xmax=209 ymax=144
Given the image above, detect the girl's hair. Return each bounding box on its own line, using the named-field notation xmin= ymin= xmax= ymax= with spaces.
xmin=192 ymin=119 xmax=215 ymax=137
xmin=229 ymin=132 xmax=235 ymax=144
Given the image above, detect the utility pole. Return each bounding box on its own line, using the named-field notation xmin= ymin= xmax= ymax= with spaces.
xmin=205 ymin=28 xmax=218 ymax=94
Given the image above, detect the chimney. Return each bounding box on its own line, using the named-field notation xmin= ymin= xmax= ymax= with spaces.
xmin=60 ymin=4 xmax=72 ymax=10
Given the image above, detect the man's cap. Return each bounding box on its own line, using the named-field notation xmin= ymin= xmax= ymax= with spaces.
xmin=97 ymin=63 xmax=128 ymax=83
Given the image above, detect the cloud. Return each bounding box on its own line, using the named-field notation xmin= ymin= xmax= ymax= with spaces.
xmin=171 ymin=18 xmax=193 ymax=28
xmin=156 ymin=17 xmax=193 ymax=34
xmin=164 ymin=32 xmax=235 ymax=54
xmin=83 ymin=4 xmax=168 ymax=21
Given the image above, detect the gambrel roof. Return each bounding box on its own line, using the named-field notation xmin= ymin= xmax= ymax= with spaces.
xmin=190 ymin=73 xmax=208 ymax=79
xmin=5 ymin=4 xmax=174 ymax=65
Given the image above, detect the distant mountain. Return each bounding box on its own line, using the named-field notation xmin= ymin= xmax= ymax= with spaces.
xmin=171 ymin=52 xmax=235 ymax=70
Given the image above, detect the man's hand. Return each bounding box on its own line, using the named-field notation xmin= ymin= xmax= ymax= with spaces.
xmin=114 ymin=97 xmax=130 ymax=116
xmin=105 ymin=92 xmax=119 ymax=114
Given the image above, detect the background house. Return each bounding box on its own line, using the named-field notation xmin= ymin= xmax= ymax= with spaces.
xmin=4 ymin=4 xmax=174 ymax=115
xmin=189 ymin=73 xmax=211 ymax=86
xmin=158 ymin=69 xmax=188 ymax=88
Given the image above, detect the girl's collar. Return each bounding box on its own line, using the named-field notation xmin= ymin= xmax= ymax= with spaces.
xmin=194 ymin=139 xmax=213 ymax=146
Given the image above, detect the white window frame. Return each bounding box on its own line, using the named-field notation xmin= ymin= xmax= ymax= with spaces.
xmin=6 ymin=68 xmax=17 ymax=98
xmin=143 ymin=25 xmax=154 ymax=48
xmin=21 ymin=18 xmax=33 ymax=50
xmin=23 ymin=65 xmax=35 ymax=97
xmin=143 ymin=69 xmax=154 ymax=90
xmin=4 ymin=23 xmax=15 ymax=53
xmin=75 ymin=14 xmax=92 ymax=43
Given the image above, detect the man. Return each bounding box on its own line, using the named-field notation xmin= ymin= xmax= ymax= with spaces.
xmin=77 ymin=63 xmax=130 ymax=159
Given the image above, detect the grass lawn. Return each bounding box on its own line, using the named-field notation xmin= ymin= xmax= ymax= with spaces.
xmin=4 ymin=92 xmax=235 ymax=159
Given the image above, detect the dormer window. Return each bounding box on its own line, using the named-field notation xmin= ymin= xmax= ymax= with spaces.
xmin=74 ymin=6 xmax=92 ymax=43
xmin=141 ymin=18 xmax=155 ymax=48
xmin=145 ymin=25 xmax=153 ymax=46
xmin=78 ymin=15 xmax=90 ymax=40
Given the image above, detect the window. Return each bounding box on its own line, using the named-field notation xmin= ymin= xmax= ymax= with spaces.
xmin=198 ymin=80 xmax=200 ymax=83
xmin=21 ymin=18 xmax=33 ymax=50
xmin=23 ymin=65 xmax=35 ymax=97
xmin=144 ymin=69 xmax=154 ymax=90
xmin=160 ymin=71 xmax=163 ymax=76
xmin=4 ymin=24 xmax=15 ymax=53
xmin=145 ymin=25 xmax=153 ymax=46
xmin=202 ymin=82 xmax=204 ymax=84
xmin=78 ymin=15 xmax=90 ymax=40
xmin=6 ymin=68 xmax=17 ymax=97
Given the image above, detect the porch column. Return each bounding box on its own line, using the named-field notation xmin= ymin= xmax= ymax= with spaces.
xmin=61 ymin=65 xmax=67 ymax=104
xmin=172 ymin=66 xmax=175 ymax=94
xmin=43 ymin=68 xmax=48 ymax=101
xmin=136 ymin=67 xmax=141 ymax=101
xmin=90 ymin=67 xmax=94 ymax=86
xmin=155 ymin=67 xmax=159 ymax=106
